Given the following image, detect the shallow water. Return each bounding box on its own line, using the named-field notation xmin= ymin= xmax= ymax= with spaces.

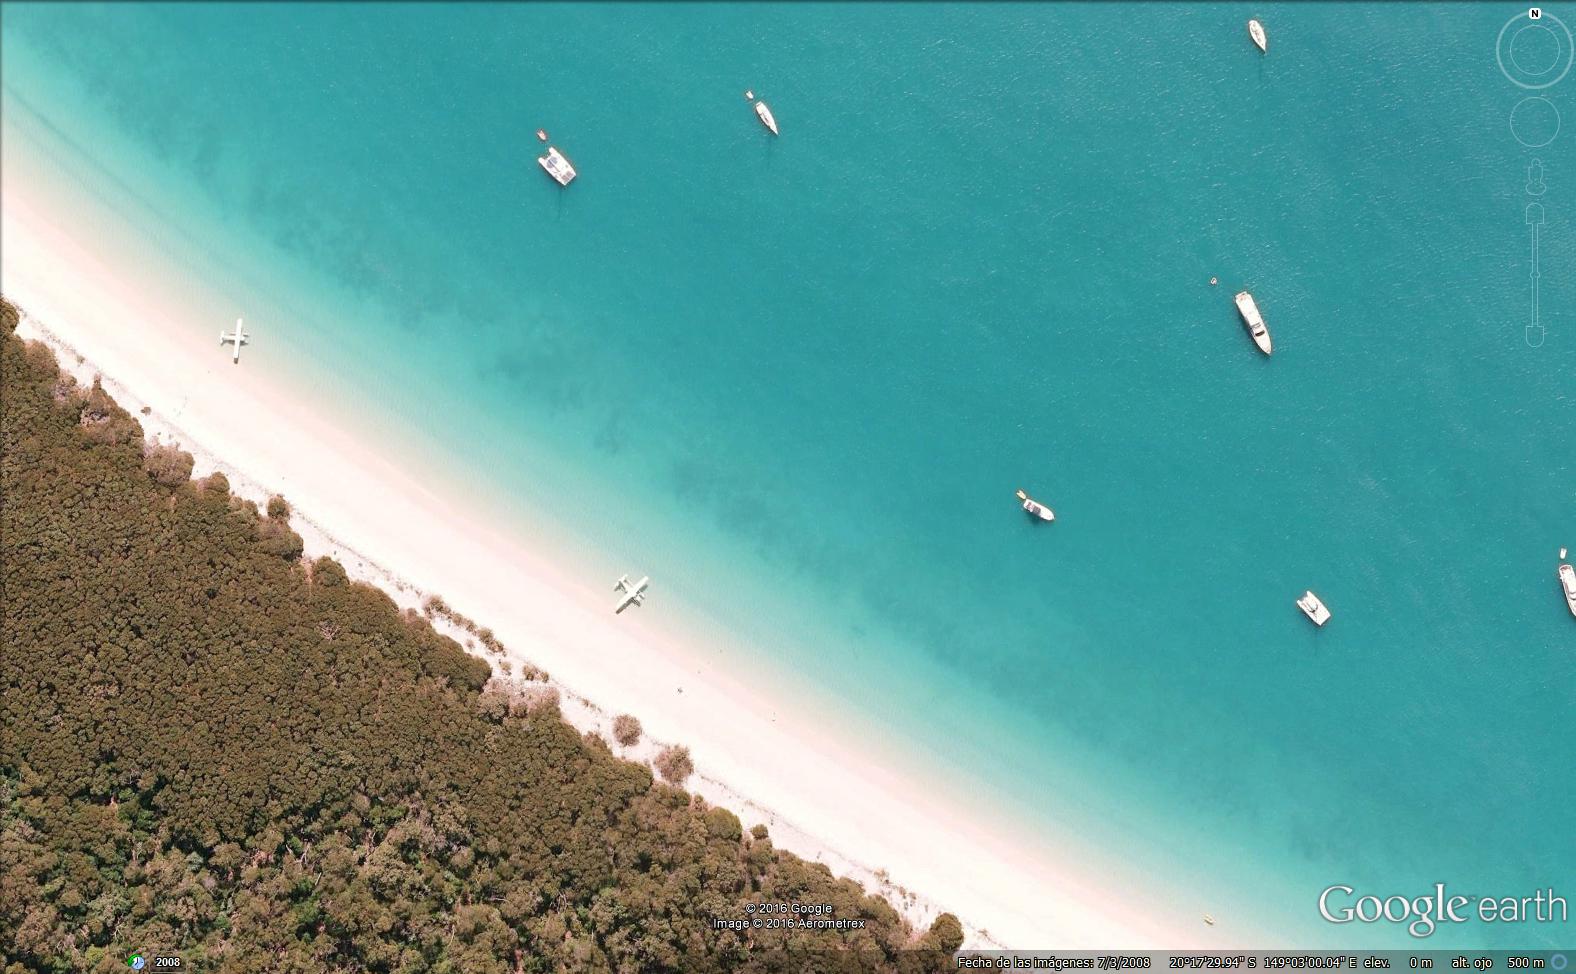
xmin=4 ymin=1 xmax=1573 ymax=945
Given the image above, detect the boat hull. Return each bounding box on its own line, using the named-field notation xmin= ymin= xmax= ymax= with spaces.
xmin=1016 ymin=490 xmax=1054 ymax=522
xmin=1559 ymin=564 xmax=1576 ymax=619
xmin=537 ymin=147 xmax=576 ymax=186
xmin=1296 ymin=591 xmax=1331 ymax=626
xmin=1234 ymin=290 xmax=1273 ymax=355
xmin=755 ymin=101 xmax=779 ymax=136
xmin=1248 ymin=20 xmax=1268 ymax=53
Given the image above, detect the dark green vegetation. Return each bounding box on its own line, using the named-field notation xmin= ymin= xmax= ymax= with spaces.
xmin=0 ymin=301 xmax=963 ymax=973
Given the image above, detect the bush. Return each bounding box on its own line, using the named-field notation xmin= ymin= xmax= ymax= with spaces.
xmin=519 ymin=684 xmax=559 ymax=716
xmin=746 ymin=837 xmax=774 ymax=871
xmin=143 ymin=443 xmax=194 ymax=488
xmin=704 ymin=807 xmax=741 ymax=842
xmin=310 ymin=556 xmax=348 ymax=587
xmin=925 ymin=913 xmax=965 ymax=953
xmin=266 ymin=494 xmax=290 ymax=520
xmin=78 ymin=379 xmax=140 ymax=445
xmin=654 ymin=745 xmax=693 ymax=785
xmin=77 ymin=379 xmax=114 ymax=425
xmin=612 ymin=714 xmax=642 ymax=747
xmin=257 ymin=519 xmax=304 ymax=562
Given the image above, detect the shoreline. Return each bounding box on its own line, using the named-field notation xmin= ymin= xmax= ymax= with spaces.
xmin=3 ymin=153 xmax=1237 ymax=950
xmin=9 ymin=304 xmax=980 ymax=945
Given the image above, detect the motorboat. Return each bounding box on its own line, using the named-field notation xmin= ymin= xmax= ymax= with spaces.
xmin=1248 ymin=19 xmax=1268 ymax=53
xmin=754 ymin=99 xmax=779 ymax=136
xmin=1559 ymin=563 xmax=1576 ymax=619
xmin=538 ymin=146 xmax=577 ymax=187
xmin=1235 ymin=290 xmax=1273 ymax=355
xmin=1016 ymin=489 xmax=1055 ymax=522
xmin=1296 ymin=590 xmax=1331 ymax=627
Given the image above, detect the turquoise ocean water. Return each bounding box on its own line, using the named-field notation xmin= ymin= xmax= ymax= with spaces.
xmin=4 ymin=2 xmax=1573 ymax=946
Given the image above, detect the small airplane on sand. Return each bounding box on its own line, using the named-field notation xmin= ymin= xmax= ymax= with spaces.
xmin=219 ymin=317 xmax=249 ymax=364
xmin=614 ymin=574 xmax=650 ymax=613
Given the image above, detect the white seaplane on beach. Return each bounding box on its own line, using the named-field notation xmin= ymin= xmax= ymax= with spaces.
xmin=219 ymin=317 xmax=249 ymax=364
xmin=614 ymin=574 xmax=650 ymax=613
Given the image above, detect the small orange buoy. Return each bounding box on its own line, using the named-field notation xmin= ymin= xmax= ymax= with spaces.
xmin=1209 ymin=277 xmax=1218 ymax=286
xmin=536 ymin=129 xmax=548 ymax=142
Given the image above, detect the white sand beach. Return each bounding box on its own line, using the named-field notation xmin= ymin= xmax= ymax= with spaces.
xmin=3 ymin=153 xmax=1241 ymax=951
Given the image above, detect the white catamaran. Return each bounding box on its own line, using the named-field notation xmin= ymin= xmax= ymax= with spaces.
xmin=538 ymin=146 xmax=577 ymax=187
xmin=1296 ymin=590 xmax=1331 ymax=627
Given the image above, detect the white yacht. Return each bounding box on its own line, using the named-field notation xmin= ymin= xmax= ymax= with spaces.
xmin=538 ymin=146 xmax=577 ymax=187
xmin=1248 ymin=19 xmax=1268 ymax=53
xmin=1296 ymin=590 xmax=1331 ymax=627
xmin=1559 ymin=563 xmax=1576 ymax=619
xmin=1016 ymin=489 xmax=1055 ymax=522
xmin=1235 ymin=290 xmax=1273 ymax=355
xmin=754 ymin=99 xmax=779 ymax=136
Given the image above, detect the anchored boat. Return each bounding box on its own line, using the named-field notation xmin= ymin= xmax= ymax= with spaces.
xmin=1016 ymin=489 xmax=1055 ymax=522
xmin=1248 ymin=19 xmax=1268 ymax=53
xmin=1235 ymin=290 xmax=1273 ymax=355
xmin=754 ymin=99 xmax=779 ymax=136
xmin=1296 ymin=590 xmax=1331 ymax=627
xmin=1559 ymin=563 xmax=1576 ymax=619
xmin=538 ymin=146 xmax=577 ymax=187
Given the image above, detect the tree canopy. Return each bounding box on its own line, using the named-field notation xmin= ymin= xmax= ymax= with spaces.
xmin=0 ymin=300 xmax=959 ymax=972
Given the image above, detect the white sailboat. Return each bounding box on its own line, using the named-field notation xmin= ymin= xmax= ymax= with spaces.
xmin=1248 ymin=19 xmax=1268 ymax=53
xmin=754 ymin=99 xmax=779 ymax=136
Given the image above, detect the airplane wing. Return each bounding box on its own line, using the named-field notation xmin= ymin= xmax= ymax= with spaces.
xmin=614 ymin=575 xmax=647 ymax=612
